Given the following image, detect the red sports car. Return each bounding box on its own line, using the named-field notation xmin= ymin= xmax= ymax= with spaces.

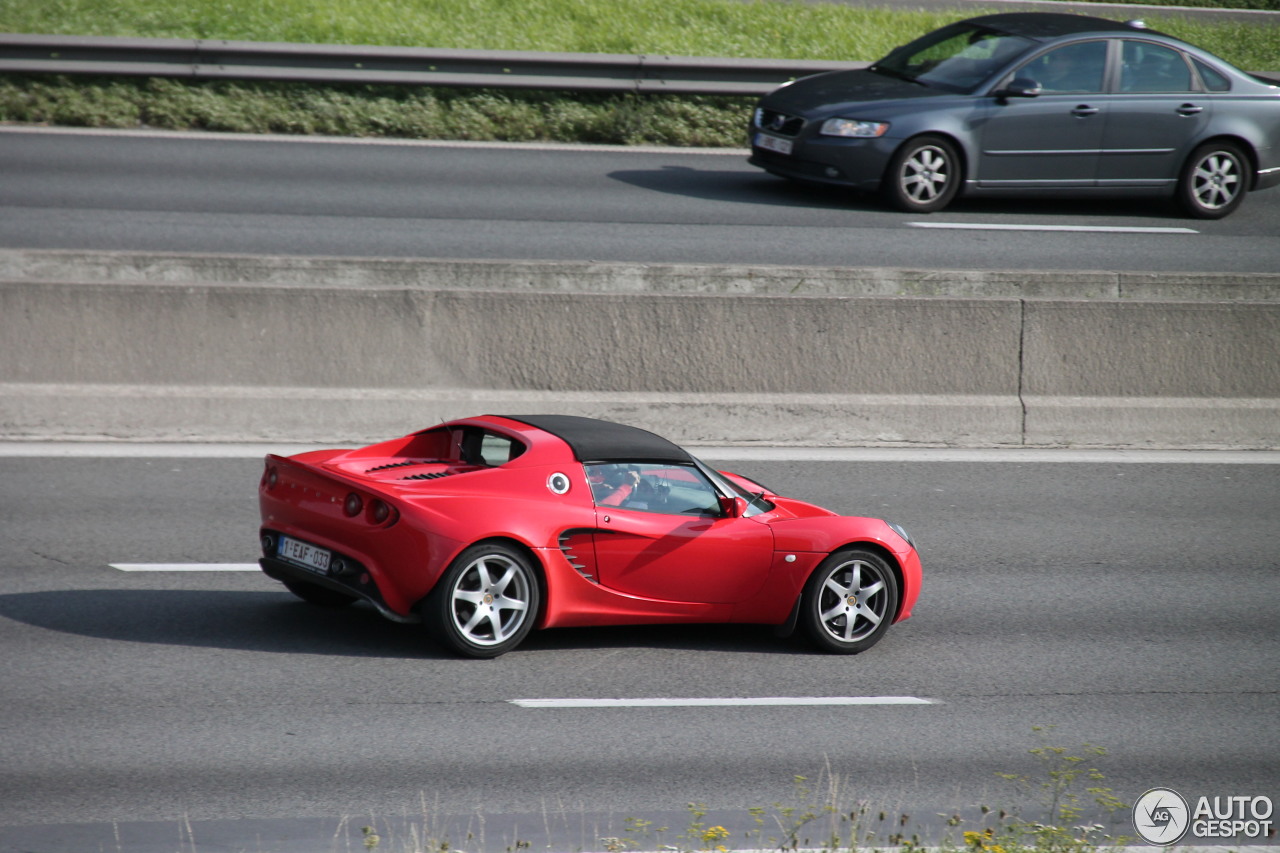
xmin=258 ymin=415 xmax=921 ymax=658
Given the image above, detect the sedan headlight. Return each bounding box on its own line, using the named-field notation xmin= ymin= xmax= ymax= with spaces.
xmin=820 ymin=118 xmax=890 ymax=138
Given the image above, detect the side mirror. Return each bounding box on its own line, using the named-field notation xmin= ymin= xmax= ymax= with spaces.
xmin=994 ymin=77 xmax=1042 ymax=100
xmin=717 ymin=496 xmax=748 ymax=517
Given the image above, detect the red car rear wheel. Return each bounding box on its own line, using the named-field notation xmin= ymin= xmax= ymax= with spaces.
xmin=424 ymin=542 xmax=541 ymax=658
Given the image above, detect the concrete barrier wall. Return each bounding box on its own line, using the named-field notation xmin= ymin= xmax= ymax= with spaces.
xmin=1021 ymin=301 xmax=1280 ymax=447
xmin=2 ymin=266 xmax=1277 ymax=449
xmin=3 ymin=250 xmax=1279 ymax=301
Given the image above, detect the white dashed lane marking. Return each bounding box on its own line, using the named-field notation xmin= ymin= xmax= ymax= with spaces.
xmin=908 ymin=222 xmax=1197 ymax=234
xmin=110 ymin=563 xmax=260 ymax=571
xmin=510 ymin=697 xmax=936 ymax=708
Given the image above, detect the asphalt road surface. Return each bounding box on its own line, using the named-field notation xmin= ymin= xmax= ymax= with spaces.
xmin=3 ymin=128 xmax=1279 ymax=274
xmin=1 ymin=447 xmax=1277 ymax=852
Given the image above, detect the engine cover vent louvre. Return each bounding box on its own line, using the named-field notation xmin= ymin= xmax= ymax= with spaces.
xmin=367 ymin=461 xmax=421 ymax=473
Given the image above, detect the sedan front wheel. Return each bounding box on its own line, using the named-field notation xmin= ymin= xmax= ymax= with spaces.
xmin=881 ymin=135 xmax=961 ymax=213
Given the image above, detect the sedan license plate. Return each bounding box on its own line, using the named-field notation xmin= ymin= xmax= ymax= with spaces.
xmin=278 ymin=536 xmax=331 ymax=574
xmin=755 ymin=132 xmax=793 ymax=156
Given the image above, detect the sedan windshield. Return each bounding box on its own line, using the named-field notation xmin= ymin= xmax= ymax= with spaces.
xmin=872 ymin=23 xmax=1035 ymax=92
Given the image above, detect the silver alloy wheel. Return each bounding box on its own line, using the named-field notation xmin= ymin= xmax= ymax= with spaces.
xmin=1190 ymin=150 xmax=1242 ymax=212
xmin=882 ymin=135 xmax=961 ymax=213
xmin=816 ymin=557 xmax=889 ymax=643
xmin=448 ymin=553 xmax=532 ymax=648
xmin=900 ymin=144 xmax=952 ymax=205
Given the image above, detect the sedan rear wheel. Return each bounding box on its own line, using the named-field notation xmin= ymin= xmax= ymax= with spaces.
xmin=799 ymin=548 xmax=899 ymax=654
xmin=425 ymin=542 xmax=540 ymax=658
xmin=1178 ymin=141 xmax=1247 ymax=219
xmin=881 ymin=135 xmax=961 ymax=213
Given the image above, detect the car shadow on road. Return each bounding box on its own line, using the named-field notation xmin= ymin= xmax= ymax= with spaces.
xmin=611 ymin=165 xmax=867 ymax=211
xmin=611 ymin=164 xmax=1190 ymax=220
xmin=0 ymin=588 xmax=440 ymax=659
xmin=0 ymin=588 xmax=814 ymax=658
xmin=520 ymin=621 xmax=811 ymax=655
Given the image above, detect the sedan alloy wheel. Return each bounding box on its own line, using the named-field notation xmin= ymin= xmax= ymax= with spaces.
xmin=883 ymin=135 xmax=961 ymax=213
xmin=1179 ymin=141 xmax=1247 ymax=219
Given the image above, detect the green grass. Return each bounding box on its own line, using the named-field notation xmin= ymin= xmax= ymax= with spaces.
xmin=1 ymin=0 xmax=1277 ymax=146
xmin=343 ymin=730 xmax=1134 ymax=853
xmin=3 ymin=0 xmax=1277 ymax=58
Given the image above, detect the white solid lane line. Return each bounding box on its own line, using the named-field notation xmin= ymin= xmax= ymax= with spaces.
xmin=110 ymin=563 xmax=260 ymax=572
xmin=0 ymin=442 xmax=320 ymax=458
xmin=0 ymin=124 xmax=747 ymax=155
xmin=510 ymin=697 xmax=935 ymax=708
xmin=908 ymin=222 xmax=1197 ymax=234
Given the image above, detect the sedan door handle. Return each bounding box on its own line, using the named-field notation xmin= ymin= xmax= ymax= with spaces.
xmin=1177 ymin=103 xmax=1205 ymax=116
xmin=1071 ymin=104 xmax=1100 ymax=117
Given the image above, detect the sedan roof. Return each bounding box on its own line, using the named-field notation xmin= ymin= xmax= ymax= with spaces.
xmin=495 ymin=414 xmax=693 ymax=464
xmin=963 ymin=12 xmax=1161 ymax=39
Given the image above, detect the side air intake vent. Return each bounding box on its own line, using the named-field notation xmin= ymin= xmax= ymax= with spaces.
xmin=401 ymin=471 xmax=452 ymax=481
xmin=558 ymin=530 xmax=597 ymax=583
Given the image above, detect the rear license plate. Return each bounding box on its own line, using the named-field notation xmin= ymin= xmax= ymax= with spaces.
xmin=278 ymin=536 xmax=331 ymax=574
xmin=755 ymin=132 xmax=793 ymax=156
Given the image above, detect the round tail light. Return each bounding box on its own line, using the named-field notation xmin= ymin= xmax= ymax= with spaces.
xmin=344 ymin=493 xmax=363 ymax=517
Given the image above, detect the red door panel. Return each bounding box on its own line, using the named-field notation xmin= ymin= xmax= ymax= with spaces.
xmin=592 ymin=509 xmax=774 ymax=604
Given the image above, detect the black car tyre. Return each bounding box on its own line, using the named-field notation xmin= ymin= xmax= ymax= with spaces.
xmin=425 ymin=542 xmax=540 ymax=658
xmin=799 ymin=548 xmax=899 ymax=654
xmin=1178 ymin=141 xmax=1247 ymax=219
xmin=881 ymin=135 xmax=961 ymax=213
xmin=281 ymin=578 xmax=357 ymax=607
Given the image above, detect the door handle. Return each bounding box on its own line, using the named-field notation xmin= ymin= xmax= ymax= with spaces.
xmin=1177 ymin=103 xmax=1204 ymax=116
xmin=1071 ymin=105 xmax=1099 ymax=117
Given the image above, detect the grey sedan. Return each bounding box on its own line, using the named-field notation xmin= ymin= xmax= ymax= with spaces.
xmin=748 ymin=13 xmax=1280 ymax=218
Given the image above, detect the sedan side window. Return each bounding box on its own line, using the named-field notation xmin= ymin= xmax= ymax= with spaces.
xmin=1192 ymin=58 xmax=1231 ymax=93
xmin=586 ymin=462 xmax=721 ymax=515
xmin=1121 ymin=41 xmax=1193 ymax=92
xmin=1022 ymin=41 xmax=1108 ymax=93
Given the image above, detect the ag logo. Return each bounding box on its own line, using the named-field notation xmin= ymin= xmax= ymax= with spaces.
xmin=1134 ymin=787 xmax=1190 ymax=845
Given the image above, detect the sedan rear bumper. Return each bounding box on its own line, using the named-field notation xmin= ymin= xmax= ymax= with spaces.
xmin=1256 ymin=163 xmax=1280 ymax=191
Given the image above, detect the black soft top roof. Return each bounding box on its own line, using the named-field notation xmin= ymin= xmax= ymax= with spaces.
xmin=497 ymin=414 xmax=693 ymax=464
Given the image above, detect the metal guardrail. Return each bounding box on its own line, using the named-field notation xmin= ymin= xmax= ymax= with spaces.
xmin=0 ymin=33 xmax=856 ymax=96
xmin=3 ymin=33 xmax=1274 ymax=94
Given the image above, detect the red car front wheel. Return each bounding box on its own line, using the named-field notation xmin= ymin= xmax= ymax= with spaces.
xmin=799 ymin=548 xmax=899 ymax=654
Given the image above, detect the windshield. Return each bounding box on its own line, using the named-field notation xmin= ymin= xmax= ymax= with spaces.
xmin=693 ymin=457 xmax=775 ymax=517
xmin=872 ymin=23 xmax=1035 ymax=92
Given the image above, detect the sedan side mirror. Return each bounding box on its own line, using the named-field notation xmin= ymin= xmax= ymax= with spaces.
xmin=994 ymin=77 xmax=1042 ymax=101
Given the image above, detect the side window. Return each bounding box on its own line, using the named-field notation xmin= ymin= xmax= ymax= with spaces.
xmin=453 ymin=427 xmax=525 ymax=466
xmin=1193 ymin=58 xmax=1231 ymax=92
xmin=1121 ymin=41 xmax=1193 ymax=92
xmin=478 ymin=431 xmax=524 ymax=466
xmin=1022 ymin=41 xmax=1108 ymax=93
xmin=586 ymin=462 xmax=721 ymax=515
